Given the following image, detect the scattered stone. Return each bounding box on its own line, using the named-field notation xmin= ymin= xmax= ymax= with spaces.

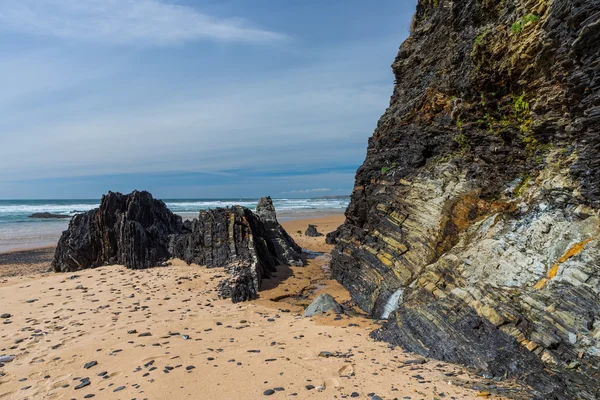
xmin=263 ymin=389 xmax=275 ymax=396
xmin=74 ymin=379 xmax=90 ymax=390
xmin=83 ymin=361 xmax=97 ymax=369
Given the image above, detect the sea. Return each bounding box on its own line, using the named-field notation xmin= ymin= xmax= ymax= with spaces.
xmin=0 ymin=198 xmax=349 ymax=252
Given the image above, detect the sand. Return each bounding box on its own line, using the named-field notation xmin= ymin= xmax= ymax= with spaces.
xmin=0 ymin=215 xmax=521 ymax=399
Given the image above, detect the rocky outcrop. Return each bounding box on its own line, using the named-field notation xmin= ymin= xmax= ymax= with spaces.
xmin=172 ymin=202 xmax=304 ymax=302
xmin=329 ymin=1 xmax=600 ymax=398
xmin=52 ymin=191 xmax=182 ymax=272
xmin=29 ymin=212 xmax=70 ymax=219
xmin=305 ymin=224 xmax=324 ymax=237
xmin=255 ymin=197 xmax=304 ymax=266
xmin=52 ymin=192 xmax=303 ymax=303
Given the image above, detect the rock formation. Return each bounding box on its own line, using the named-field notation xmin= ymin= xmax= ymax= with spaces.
xmin=305 ymin=224 xmax=324 ymax=237
xmin=52 ymin=192 xmax=303 ymax=303
xmin=328 ymin=1 xmax=600 ymax=398
xmin=172 ymin=203 xmax=303 ymax=302
xmin=255 ymin=197 xmax=304 ymax=266
xmin=29 ymin=212 xmax=70 ymax=219
xmin=52 ymin=191 xmax=183 ymax=272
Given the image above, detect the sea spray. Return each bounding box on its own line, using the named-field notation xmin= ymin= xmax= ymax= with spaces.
xmin=381 ymin=288 xmax=403 ymax=319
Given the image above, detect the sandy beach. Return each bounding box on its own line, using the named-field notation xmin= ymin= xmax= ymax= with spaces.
xmin=0 ymin=215 xmax=519 ymax=399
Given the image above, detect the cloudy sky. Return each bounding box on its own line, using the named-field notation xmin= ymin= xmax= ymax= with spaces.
xmin=0 ymin=0 xmax=414 ymax=199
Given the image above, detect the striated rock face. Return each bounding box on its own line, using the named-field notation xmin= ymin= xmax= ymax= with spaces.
xmin=255 ymin=196 xmax=304 ymax=266
xmin=329 ymin=0 xmax=600 ymax=398
xmin=52 ymin=191 xmax=182 ymax=272
xmin=172 ymin=201 xmax=303 ymax=302
xmin=53 ymin=193 xmax=303 ymax=303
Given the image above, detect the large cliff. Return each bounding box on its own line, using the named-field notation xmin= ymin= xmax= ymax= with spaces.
xmin=328 ymin=0 xmax=600 ymax=398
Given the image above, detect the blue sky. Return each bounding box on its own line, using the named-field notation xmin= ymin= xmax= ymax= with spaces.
xmin=0 ymin=0 xmax=415 ymax=199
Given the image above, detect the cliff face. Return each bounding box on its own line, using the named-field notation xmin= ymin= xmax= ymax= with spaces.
xmin=328 ymin=0 xmax=600 ymax=398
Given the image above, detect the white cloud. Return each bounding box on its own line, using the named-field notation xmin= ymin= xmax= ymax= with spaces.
xmin=0 ymin=0 xmax=285 ymax=45
xmin=282 ymin=188 xmax=332 ymax=194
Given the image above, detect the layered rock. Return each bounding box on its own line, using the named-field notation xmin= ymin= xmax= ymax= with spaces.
xmin=52 ymin=191 xmax=303 ymax=303
xmin=329 ymin=1 xmax=600 ymax=398
xmin=52 ymin=191 xmax=182 ymax=272
xmin=255 ymin=197 xmax=304 ymax=266
xmin=172 ymin=202 xmax=303 ymax=302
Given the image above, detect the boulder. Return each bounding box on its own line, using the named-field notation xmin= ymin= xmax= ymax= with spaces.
xmin=305 ymin=224 xmax=323 ymax=237
xmin=304 ymin=294 xmax=343 ymax=317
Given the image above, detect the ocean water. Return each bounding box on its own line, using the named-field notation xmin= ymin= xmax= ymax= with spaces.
xmin=0 ymin=198 xmax=348 ymax=252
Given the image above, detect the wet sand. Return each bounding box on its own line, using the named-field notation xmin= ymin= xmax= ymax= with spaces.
xmin=0 ymin=215 xmax=520 ymax=399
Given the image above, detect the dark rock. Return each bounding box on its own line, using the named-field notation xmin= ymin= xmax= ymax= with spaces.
xmin=52 ymin=192 xmax=302 ymax=304
xmin=263 ymin=389 xmax=275 ymax=396
xmin=305 ymin=224 xmax=324 ymax=237
xmin=0 ymin=314 xmax=10 ymax=319
xmin=52 ymin=190 xmax=182 ymax=272
xmin=328 ymin=1 xmax=600 ymax=399
xmin=173 ymin=198 xmax=303 ymax=303
xmin=304 ymin=294 xmax=343 ymax=317
xmin=74 ymin=378 xmax=90 ymax=390
xmin=28 ymin=212 xmax=70 ymax=219
xmin=83 ymin=361 xmax=97 ymax=369
xmin=255 ymin=196 xmax=303 ymax=266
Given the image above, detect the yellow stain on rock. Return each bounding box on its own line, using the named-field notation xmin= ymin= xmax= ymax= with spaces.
xmin=534 ymin=238 xmax=595 ymax=289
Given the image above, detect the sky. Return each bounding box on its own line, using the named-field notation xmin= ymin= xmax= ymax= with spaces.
xmin=0 ymin=0 xmax=415 ymax=199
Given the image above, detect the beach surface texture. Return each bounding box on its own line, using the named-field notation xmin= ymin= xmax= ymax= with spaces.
xmin=0 ymin=215 xmax=515 ymax=399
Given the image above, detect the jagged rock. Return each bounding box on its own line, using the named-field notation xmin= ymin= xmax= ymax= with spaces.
xmin=305 ymin=225 xmax=323 ymax=237
xmin=170 ymin=197 xmax=304 ymax=302
xmin=52 ymin=191 xmax=182 ymax=272
xmin=28 ymin=212 xmax=70 ymax=219
xmin=329 ymin=1 xmax=600 ymax=399
xmin=304 ymin=294 xmax=343 ymax=317
xmin=255 ymin=196 xmax=303 ymax=266
xmin=171 ymin=205 xmax=283 ymax=302
xmin=53 ymin=193 xmax=303 ymax=303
